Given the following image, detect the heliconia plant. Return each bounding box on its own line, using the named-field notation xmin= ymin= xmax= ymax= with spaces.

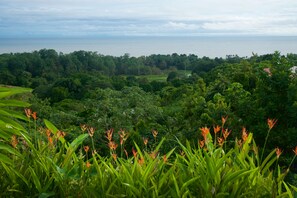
xmin=0 ymin=86 xmax=297 ymax=197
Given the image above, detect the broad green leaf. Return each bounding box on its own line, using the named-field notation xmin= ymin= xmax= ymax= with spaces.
xmin=172 ymin=174 xmax=180 ymax=197
xmin=39 ymin=192 xmax=56 ymax=198
xmin=44 ymin=119 xmax=59 ymax=135
xmin=0 ymin=86 xmax=32 ymax=99
xmin=63 ymin=133 xmax=88 ymax=167
xmin=0 ymin=143 xmax=21 ymax=157
xmin=261 ymin=148 xmax=277 ymax=170
xmin=69 ymin=133 xmax=88 ymax=149
xmin=222 ymin=168 xmax=257 ymax=186
xmin=180 ymin=176 xmax=199 ymax=194
xmin=282 ymin=182 xmax=294 ymax=198
xmin=0 ymin=99 xmax=30 ymax=107
xmin=122 ymin=182 xmax=141 ymax=197
xmin=44 ymin=119 xmax=66 ymax=144
xmin=0 ymin=109 xmax=28 ymax=121
xmin=28 ymin=166 xmax=42 ymax=193
xmin=289 ymin=184 xmax=297 ymax=192
xmin=0 ymin=153 xmax=13 ymax=164
xmin=0 ymin=116 xmax=27 ymax=132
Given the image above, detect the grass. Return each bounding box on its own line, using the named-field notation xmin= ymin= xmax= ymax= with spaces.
xmin=123 ymin=70 xmax=192 ymax=82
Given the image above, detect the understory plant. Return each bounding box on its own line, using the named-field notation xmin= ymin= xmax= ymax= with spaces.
xmin=0 ymin=86 xmax=297 ymax=197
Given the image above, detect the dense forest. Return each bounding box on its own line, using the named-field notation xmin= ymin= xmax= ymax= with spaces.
xmin=1 ymin=49 xmax=297 ymax=196
xmin=1 ymin=50 xmax=297 ymax=157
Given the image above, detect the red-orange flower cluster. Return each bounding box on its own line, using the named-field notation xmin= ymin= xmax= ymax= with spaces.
xmin=242 ymin=127 xmax=248 ymax=142
xmin=24 ymin=108 xmax=37 ymax=120
xmin=223 ymin=129 xmax=231 ymax=140
xmin=200 ymin=127 xmax=210 ymax=141
xmin=108 ymin=141 xmax=118 ymax=151
xmin=87 ymin=127 xmax=95 ymax=137
xmin=143 ymin=137 xmax=148 ymax=146
xmin=267 ymin=118 xmax=277 ymax=130
xmin=84 ymin=146 xmax=90 ymax=153
xmin=217 ymin=137 xmax=224 ymax=147
xmin=213 ymin=125 xmax=221 ymax=134
xmin=106 ymin=129 xmax=114 ymax=142
xmin=118 ymin=129 xmax=128 ymax=145
xmin=276 ymin=147 xmax=282 ymax=159
xmin=11 ymin=135 xmax=18 ymax=148
xmin=152 ymin=130 xmax=158 ymax=138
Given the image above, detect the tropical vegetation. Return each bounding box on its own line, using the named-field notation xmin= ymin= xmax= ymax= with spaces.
xmin=0 ymin=50 xmax=297 ymax=196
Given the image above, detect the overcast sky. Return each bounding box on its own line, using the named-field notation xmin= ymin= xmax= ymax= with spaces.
xmin=1 ymin=0 xmax=297 ymax=38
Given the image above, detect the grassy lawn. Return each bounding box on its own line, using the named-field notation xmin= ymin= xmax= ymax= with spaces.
xmin=124 ymin=70 xmax=192 ymax=82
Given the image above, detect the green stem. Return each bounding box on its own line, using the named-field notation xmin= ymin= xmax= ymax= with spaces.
xmin=91 ymin=137 xmax=95 ymax=152
xmin=34 ymin=120 xmax=37 ymax=148
xmin=288 ymin=155 xmax=296 ymax=170
xmin=260 ymin=129 xmax=271 ymax=163
xmin=121 ymin=144 xmax=123 ymax=158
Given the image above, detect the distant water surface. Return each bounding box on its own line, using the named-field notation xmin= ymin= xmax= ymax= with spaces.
xmin=0 ymin=36 xmax=297 ymax=58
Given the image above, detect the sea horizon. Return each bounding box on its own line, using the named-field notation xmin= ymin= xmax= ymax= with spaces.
xmin=1 ymin=36 xmax=297 ymax=58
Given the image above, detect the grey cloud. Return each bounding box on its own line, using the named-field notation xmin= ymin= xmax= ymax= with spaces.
xmin=1 ymin=0 xmax=297 ymax=37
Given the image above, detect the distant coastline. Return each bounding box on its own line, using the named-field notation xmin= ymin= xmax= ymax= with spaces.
xmin=1 ymin=36 xmax=297 ymax=58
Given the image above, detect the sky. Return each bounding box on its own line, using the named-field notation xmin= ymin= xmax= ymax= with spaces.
xmin=1 ymin=0 xmax=297 ymax=38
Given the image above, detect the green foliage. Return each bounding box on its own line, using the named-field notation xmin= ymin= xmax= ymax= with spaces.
xmin=1 ymin=50 xmax=297 ymax=178
xmin=0 ymin=91 xmax=296 ymax=197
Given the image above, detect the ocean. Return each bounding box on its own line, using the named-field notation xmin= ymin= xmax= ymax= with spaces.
xmin=0 ymin=36 xmax=297 ymax=58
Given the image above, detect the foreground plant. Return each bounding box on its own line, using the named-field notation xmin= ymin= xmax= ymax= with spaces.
xmin=0 ymin=86 xmax=296 ymax=197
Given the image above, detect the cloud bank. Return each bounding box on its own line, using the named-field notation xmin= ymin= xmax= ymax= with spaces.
xmin=0 ymin=0 xmax=297 ymax=37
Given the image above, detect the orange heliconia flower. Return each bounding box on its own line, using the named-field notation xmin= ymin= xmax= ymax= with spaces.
xmin=118 ymin=129 xmax=128 ymax=142
xmin=46 ymin=129 xmax=51 ymax=138
xmin=152 ymin=130 xmax=158 ymax=138
xmin=149 ymin=151 xmax=157 ymax=159
xmin=84 ymin=146 xmax=90 ymax=153
xmin=132 ymin=147 xmax=137 ymax=158
xmin=276 ymin=147 xmax=282 ymax=159
xmin=217 ymin=137 xmax=224 ymax=147
xmin=143 ymin=137 xmax=148 ymax=146
xmin=48 ymin=136 xmax=53 ymax=145
xmin=163 ymin=155 xmax=167 ymax=163
xmin=31 ymin=112 xmax=37 ymax=120
xmin=11 ymin=135 xmax=18 ymax=148
xmin=223 ymin=129 xmax=231 ymax=140
xmin=293 ymin=146 xmax=297 ymax=156
xmin=24 ymin=108 xmax=32 ymax=118
xmin=80 ymin=124 xmax=87 ymax=132
xmin=106 ymin=129 xmax=114 ymax=142
xmin=57 ymin=131 xmax=66 ymax=139
xmin=108 ymin=141 xmax=118 ymax=151
xmin=86 ymin=161 xmax=91 ymax=168
xmin=119 ymin=129 xmax=128 ymax=145
xmin=124 ymin=149 xmax=128 ymax=158
xmin=92 ymin=149 xmax=97 ymax=156
xmin=267 ymin=118 xmax=277 ymax=130
xmin=199 ymin=140 xmax=205 ymax=148
xmin=237 ymin=139 xmax=243 ymax=148
xmin=112 ymin=153 xmax=117 ymax=161
xmin=222 ymin=116 xmax=228 ymax=125
xmin=242 ymin=127 xmax=248 ymax=142
xmin=213 ymin=125 xmax=221 ymax=134
xmin=200 ymin=127 xmax=210 ymax=141
xmin=87 ymin=127 xmax=95 ymax=137
xmin=138 ymin=157 xmax=145 ymax=165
